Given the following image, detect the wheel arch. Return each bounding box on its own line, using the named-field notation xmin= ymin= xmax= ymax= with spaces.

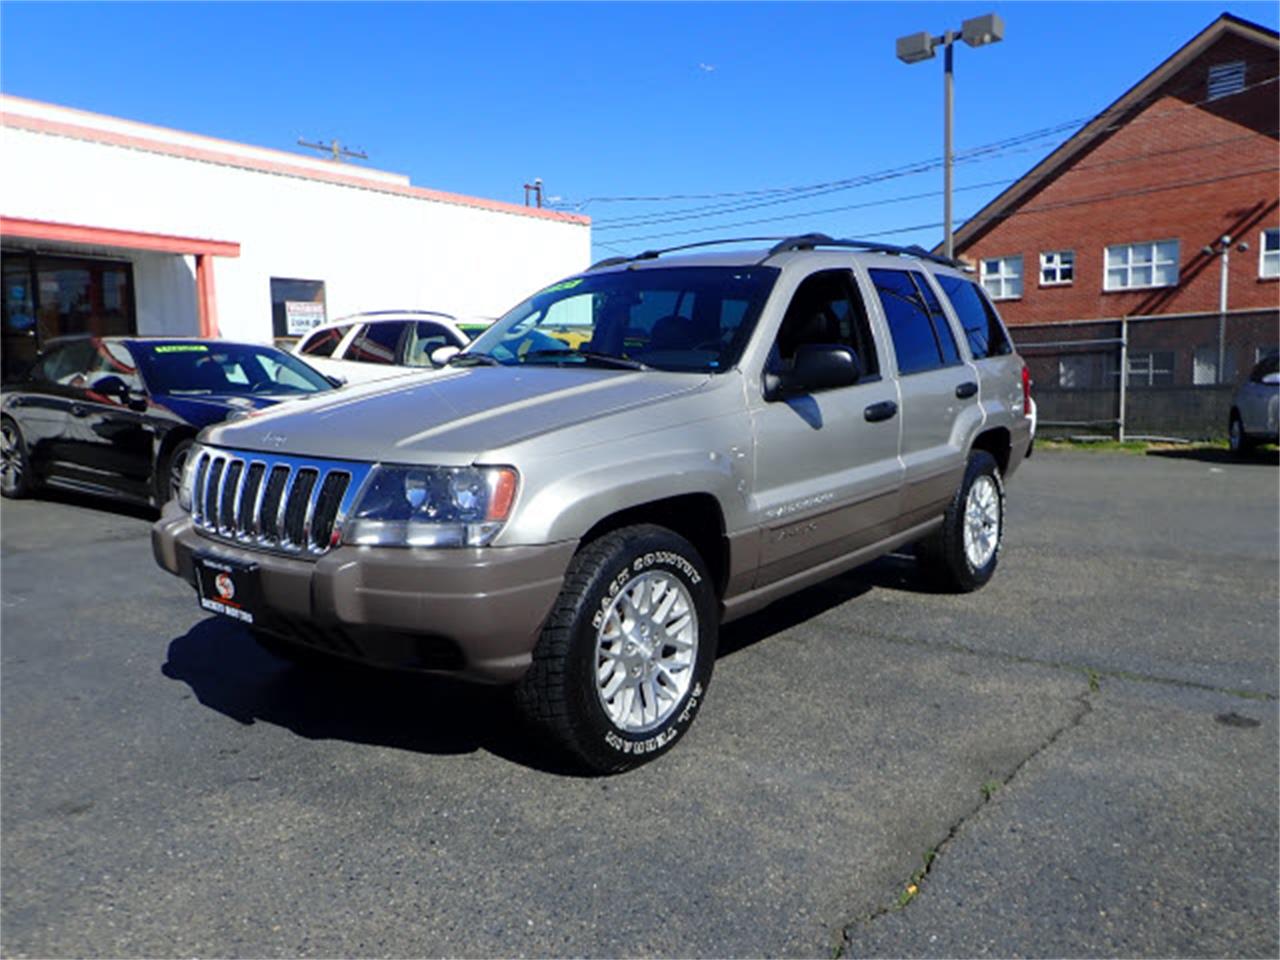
xmin=970 ymin=426 xmax=1012 ymax=476
xmin=578 ymin=493 xmax=730 ymax=600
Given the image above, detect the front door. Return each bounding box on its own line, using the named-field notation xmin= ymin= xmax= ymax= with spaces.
xmin=748 ymin=268 xmax=903 ymax=588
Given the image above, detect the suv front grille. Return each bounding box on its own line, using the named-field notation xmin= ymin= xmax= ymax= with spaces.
xmin=189 ymin=448 xmax=374 ymax=557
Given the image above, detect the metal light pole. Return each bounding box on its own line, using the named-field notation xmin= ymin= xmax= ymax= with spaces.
xmin=897 ymin=13 xmax=1005 ymax=260
xmin=1203 ymin=235 xmax=1250 ymax=383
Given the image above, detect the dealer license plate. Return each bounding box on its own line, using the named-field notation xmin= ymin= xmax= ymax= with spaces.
xmin=194 ymin=554 xmax=260 ymax=625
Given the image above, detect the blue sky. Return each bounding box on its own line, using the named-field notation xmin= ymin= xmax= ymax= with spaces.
xmin=2 ymin=1 xmax=1276 ymax=260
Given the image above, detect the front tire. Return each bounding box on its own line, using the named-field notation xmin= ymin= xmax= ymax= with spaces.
xmin=515 ymin=524 xmax=718 ymax=773
xmin=917 ymin=450 xmax=1005 ymax=593
xmin=1 ymin=417 xmax=34 ymax=499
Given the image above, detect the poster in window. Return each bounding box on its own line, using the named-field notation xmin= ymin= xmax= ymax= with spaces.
xmin=285 ymin=301 xmax=326 ymax=336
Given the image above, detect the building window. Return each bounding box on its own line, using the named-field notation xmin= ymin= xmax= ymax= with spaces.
xmin=269 ymin=277 xmax=327 ymax=340
xmin=980 ymin=255 xmax=1022 ymax=300
xmin=1039 ymin=250 xmax=1075 ymax=286
xmin=1207 ymin=61 xmax=1245 ymax=101
xmin=1260 ymin=228 xmax=1279 ymax=279
xmin=1104 ymin=241 xmax=1179 ymax=291
xmin=1125 ymin=350 xmax=1174 ymax=387
xmin=1193 ymin=345 xmax=1237 ymax=386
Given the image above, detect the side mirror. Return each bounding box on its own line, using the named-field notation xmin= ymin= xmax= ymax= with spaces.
xmin=431 ymin=345 xmax=462 ymax=366
xmin=764 ymin=344 xmax=861 ymax=401
xmin=89 ymin=374 xmax=146 ymax=409
xmin=1262 ymin=372 xmax=1280 ymax=386
xmin=326 ymin=374 xmax=347 ymax=388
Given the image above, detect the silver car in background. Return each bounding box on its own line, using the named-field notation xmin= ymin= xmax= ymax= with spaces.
xmin=1229 ymin=352 xmax=1279 ymax=455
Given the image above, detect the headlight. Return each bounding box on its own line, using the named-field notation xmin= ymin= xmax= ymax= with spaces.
xmin=342 ymin=465 xmax=518 ymax=547
xmin=177 ymin=444 xmax=204 ymax=511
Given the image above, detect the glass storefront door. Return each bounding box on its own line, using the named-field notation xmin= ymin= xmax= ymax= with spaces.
xmin=1 ymin=251 xmax=135 ymax=381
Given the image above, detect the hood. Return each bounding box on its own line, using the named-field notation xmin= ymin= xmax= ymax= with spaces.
xmin=153 ymin=391 xmax=291 ymax=428
xmin=201 ymin=366 xmax=711 ymax=464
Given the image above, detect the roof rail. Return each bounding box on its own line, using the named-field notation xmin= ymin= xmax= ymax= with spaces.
xmin=586 ymin=236 xmax=786 ymax=271
xmin=763 ymin=233 xmax=962 ymax=268
xmin=585 ymin=232 xmax=963 ymax=272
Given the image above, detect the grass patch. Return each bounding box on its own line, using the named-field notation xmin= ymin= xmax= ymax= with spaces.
xmin=1039 ymin=438 xmax=1231 ymax=454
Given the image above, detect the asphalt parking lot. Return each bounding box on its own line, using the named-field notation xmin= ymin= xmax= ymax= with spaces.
xmin=2 ymin=448 xmax=1277 ymax=958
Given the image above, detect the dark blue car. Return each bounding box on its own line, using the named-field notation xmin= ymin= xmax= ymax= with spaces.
xmin=1 ymin=336 xmax=337 ymax=507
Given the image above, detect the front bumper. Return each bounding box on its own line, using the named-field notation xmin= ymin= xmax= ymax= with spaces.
xmin=152 ymin=502 xmax=576 ymax=683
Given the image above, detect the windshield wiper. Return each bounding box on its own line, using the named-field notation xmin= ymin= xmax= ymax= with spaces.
xmin=447 ymin=352 xmax=501 ymax=367
xmin=520 ymin=348 xmax=649 ymax=371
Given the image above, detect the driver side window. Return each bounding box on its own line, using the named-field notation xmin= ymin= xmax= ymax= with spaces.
xmin=770 ymin=270 xmax=879 ymax=379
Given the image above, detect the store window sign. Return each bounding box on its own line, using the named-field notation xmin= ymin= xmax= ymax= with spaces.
xmin=285 ymin=301 xmax=326 ymax=335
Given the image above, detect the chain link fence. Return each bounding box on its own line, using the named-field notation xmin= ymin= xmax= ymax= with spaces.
xmin=1013 ymin=310 xmax=1279 ymax=441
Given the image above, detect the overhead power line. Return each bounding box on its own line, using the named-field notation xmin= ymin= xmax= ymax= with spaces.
xmin=603 ymin=129 xmax=1278 ymax=246
xmin=576 ymin=69 xmax=1279 ymax=240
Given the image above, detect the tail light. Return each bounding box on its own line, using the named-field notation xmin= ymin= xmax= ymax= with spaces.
xmin=1021 ymin=365 xmax=1032 ymax=416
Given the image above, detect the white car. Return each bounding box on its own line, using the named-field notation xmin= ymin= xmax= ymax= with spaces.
xmin=293 ymin=311 xmax=470 ymax=385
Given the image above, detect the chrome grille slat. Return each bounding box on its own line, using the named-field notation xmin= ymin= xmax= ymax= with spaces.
xmin=188 ymin=446 xmax=374 ymax=559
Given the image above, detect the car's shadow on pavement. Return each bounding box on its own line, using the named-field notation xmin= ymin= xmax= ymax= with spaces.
xmin=162 ymin=554 xmax=932 ymax=774
xmin=162 ymin=620 xmax=587 ymax=776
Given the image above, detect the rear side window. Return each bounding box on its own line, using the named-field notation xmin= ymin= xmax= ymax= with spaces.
xmin=32 ymin=340 xmax=95 ymax=385
xmin=299 ymin=324 xmax=352 ymax=358
xmin=868 ymin=269 xmax=960 ymax=375
xmin=346 ymin=322 xmax=405 ymax=364
xmin=935 ymin=274 xmax=1012 ymax=360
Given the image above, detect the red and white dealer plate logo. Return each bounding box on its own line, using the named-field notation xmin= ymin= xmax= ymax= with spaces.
xmin=214 ymin=572 xmax=236 ymax=602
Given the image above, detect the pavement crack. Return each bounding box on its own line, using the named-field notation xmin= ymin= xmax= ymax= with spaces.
xmin=835 ymin=691 xmax=1095 ymax=956
xmin=851 ymin=626 xmax=1277 ymax=702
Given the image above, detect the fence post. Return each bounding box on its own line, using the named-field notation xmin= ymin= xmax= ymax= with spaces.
xmin=1118 ymin=317 xmax=1128 ymax=443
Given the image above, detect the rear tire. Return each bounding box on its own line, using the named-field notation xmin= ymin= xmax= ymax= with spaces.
xmin=1228 ymin=411 xmax=1255 ymax=457
xmin=1 ymin=416 xmax=34 ymax=499
xmin=916 ymin=450 xmax=1005 ymax=593
xmin=515 ymin=524 xmax=718 ymax=773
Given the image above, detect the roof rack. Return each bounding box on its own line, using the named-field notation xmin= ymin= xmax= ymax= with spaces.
xmin=586 ymin=236 xmax=786 ymax=271
xmin=586 ymin=233 xmax=962 ymax=271
xmin=763 ymin=233 xmax=962 ymax=268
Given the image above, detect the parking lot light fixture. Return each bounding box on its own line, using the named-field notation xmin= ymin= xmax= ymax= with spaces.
xmin=896 ymin=12 xmax=1005 ymax=260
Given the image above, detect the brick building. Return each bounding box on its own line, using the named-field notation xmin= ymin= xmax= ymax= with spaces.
xmin=950 ymin=14 xmax=1278 ymax=437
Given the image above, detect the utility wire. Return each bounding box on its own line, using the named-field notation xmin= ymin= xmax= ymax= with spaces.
xmin=604 ymin=129 xmax=1278 ymax=245
xmin=605 ymin=164 xmax=1279 ymax=247
xmin=576 ymin=71 xmax=1279 ymax=237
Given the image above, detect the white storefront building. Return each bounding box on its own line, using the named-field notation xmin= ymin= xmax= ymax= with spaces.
xmin=0 ymin=95 xmax=591 ymax=377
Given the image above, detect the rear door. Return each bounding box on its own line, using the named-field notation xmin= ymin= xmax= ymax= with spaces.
xmin=865 ymin=265 xmax=983 ymax=529
xmin=748 ymin=268 xmax=903 ymax=587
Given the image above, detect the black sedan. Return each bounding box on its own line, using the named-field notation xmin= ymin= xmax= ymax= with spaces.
xmin=1 ymin=336 xmax=338 ymax=508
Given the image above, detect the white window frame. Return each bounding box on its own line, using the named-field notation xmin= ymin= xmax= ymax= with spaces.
xmin=1124 ymin=350 xmax=1175 ymax=387
xmin=1039 ymin=250 xmax=1075 ymax=286
xmin=1104 ymin=240 xmax=1180 ymax=291
xmin=1260 ymin=228 xmax=1279 ymax=280
xmin=980 ymin=255 xmax=1023 ymax=301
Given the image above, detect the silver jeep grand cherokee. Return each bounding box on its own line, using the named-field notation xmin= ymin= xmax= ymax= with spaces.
xmin=153 ymin=234 xmax=1033 ymax=772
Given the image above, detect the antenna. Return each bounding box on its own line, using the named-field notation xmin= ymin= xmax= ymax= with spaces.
xmin=523 ymin=177 xmax=543 ymax=208
xmin=297 ymin=138 xmax=369 ymax=163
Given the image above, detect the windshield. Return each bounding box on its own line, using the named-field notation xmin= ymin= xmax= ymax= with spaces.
xmin=463 ymin=266 xmax=779 ymax=373
xmin=133 ymin=342 xmax=334 ymax=396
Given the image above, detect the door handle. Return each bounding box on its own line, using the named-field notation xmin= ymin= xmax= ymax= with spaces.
xmin=70 ymin=404 xmax=89 ymax=418
xmin=864 ymin=400 xmax=898 ymax=423
xmin=955 ymin=381 xmax=978 ymax=399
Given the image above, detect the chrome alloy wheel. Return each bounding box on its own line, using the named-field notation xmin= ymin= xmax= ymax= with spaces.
xmin=1 ymin=422 xmax=23 ymax=495
xmin=962 ymin=474 xmax=1001 ymax=570
xmin=595 ymin=571 xmax=698 ymax=734
xmin=168 ymin=447 xmax=190 ymax=501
